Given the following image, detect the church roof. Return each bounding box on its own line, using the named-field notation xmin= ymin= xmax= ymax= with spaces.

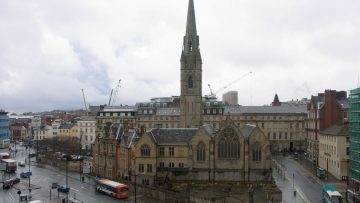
xmin=149 ymin=128 xmax=197 ymax=144
xmin=240 ymin=124 xmax=256 ymax=138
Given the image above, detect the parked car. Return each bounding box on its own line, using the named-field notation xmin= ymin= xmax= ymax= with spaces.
xmin=18 ymin=161 xmax=26 ymax=167
xmin=11 ymin=177 xmax=20 ymax=184
xmin=20 ymin=172 xmax=30 ymax=178
xmin=57 ymin=185 xmax=70 ymax=193
xmin=2 ymin=179 xmax=13 ymax=189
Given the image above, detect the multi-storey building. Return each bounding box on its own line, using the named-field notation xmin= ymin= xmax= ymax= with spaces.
xmin=222 ymin=91 xmax=238 ymax=105
xmin=306 ymin=90 xmax=348 ymax=165
xmin=93 ymin=123 xmax=138 ymax=179
xmin=318 ymin=125 xmax=349 ymax=180
xmin=0 ymin=109 xmax=10 ymax=148
xmin=224 ymin=105 xmax=307 ymax=152
xmin=10 ymin=124 xmax=28 ymax=141
xmin=96 ymin=106 xmax=136 ymax=138
xmin=34 ymin=125 xmax=53 ymax=141
xmin=349 ymin=88 xmax=360 ymax=191
xmin=77 ymin=116 xmax=96 ymax=150
xmin=58 ymin=123 xmax=77 ymax=138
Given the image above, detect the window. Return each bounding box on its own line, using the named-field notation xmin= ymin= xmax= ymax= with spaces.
xmin=159 ymin=162 xmax=165 ymax=168
xmin=139 ymin=164 xmax=144 ymax=173
xmin=273 ymin=132 xmax=276 ymax=140
xmin=168 ymin=162 xmax=174 ymax=168
xmin=159 ymin=147 xmax=164 ymax=157
xmin=169 ymin=146 xmax=174 ymax=157
xmin=147 ymin=164 xmax=152 ymax=173
xmin=218 ymin=127 xmax=240 ymax=159
xmin=197 ymin=142 xmax=206 ymax=161
xmin=140 ymin=144 xmax=150 ymax=157
xmin=252 ymin=143 xmax=262 ymax=161
xmin=188 ymin=76 xmax=193 ymax=88
xmin=179 ymin=163 xmax=184 ymax=168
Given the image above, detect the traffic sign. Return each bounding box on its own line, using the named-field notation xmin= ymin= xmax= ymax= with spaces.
xmin=83 ymin=165 xmax=90 ymax=174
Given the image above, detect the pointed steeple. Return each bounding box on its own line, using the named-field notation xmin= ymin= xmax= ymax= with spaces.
xmin=186 ymin=0 xmax=197 ymax=36
xmin=272 ymin=94 xmax=281 ymax=106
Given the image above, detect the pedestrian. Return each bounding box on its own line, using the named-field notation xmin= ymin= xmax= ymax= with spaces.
xmin=248 ymin=185 xmax=254 ymax=203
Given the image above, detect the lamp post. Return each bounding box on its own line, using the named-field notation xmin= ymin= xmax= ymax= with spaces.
xmin=132 ymin=157 xmax=137 ymax=203
xmin=79 ymin=131 xmax=83 ymax=181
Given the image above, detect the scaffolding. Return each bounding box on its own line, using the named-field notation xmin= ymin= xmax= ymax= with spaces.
xmin=349 ymin=88 xmax=360 ymax=182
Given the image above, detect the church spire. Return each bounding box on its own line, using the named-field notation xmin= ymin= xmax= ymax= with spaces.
xmin=186 ymin=0 xmax=197 ymax=36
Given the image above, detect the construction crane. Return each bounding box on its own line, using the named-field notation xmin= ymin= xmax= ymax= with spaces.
xmin=109 ymin=79 xmax=121 ymax=106
xmin=108 ymin=89 xmax=113 ymax=106
xmin=81 ymin=88 xmax=89 ymax=116
xmin=207 ymin=71 xmax=252 ymax=98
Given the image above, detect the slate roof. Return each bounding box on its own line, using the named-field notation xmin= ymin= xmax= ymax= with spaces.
xmin=102 ymin=106 xmax=136 ymax=112
xmin=149 ymin=128 xmax=197 ymax=144
xmin=202 ymin=124 xmax=214 ymax=136
xmin=337 ymin=99 xmax=349 ymax=109
xmin=59 ymin=123 xmax=74 ymax=129
xmin=240 ymin=124 xmax=256 ymax=138
xmin=156 ymin=108 xmax=180 ymax=116
xmin=78 ymin=116 xmax=96 ymax=121
xmin=320 ymin=125 xmax=348 ymax=136
xmin=224 ymin=105 xmax=307 ymax=114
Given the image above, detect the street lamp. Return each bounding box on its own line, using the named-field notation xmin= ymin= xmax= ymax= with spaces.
xmin=79 ymin=131 xmax=83 ymax=181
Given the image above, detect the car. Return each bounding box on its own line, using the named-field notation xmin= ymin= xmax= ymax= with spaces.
xmin=20 ymin=172 xmax=30 ymax=178
xmin=18 ymin=161 xmax=26 ymax=167
xmin=57 ymin=185 xmax=70 ymax=193
xmin=2 ymin=179 xmax=13 ymax=189
xmin=11 ymin=178 xmax=20 ymax=184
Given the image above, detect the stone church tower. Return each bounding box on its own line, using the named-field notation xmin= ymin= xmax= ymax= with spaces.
xmin=180 ymin=0 xmax=203 ymax=128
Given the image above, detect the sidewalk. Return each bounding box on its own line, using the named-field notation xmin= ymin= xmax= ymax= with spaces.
xmin=272 ymin=169 xmax=307 ymax=203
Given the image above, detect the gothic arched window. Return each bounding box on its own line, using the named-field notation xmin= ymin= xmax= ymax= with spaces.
xmin=188 ymin=76 xmax=193 ymax=88
xmin=197 ymin=142 xmax=206 ymax=161
xmin=252 ymin=143 xmax=262 ymax=161
xmin=140 ymin=144 xmax=150 ymax=157
xmin=218 ymin=127 xmax=240 ymax=159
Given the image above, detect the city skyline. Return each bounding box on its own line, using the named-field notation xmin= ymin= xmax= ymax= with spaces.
xmin=1 ymin=0 xmax=359 ymax=113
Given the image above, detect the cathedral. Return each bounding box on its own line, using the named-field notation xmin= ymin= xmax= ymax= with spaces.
xmin=93 ymin=0 xmax=282 ymax=202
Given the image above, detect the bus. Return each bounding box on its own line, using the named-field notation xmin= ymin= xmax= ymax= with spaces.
xmin=322 ymin=185 xmax=342 ymax=203
xmin=346 ymin=189 xmax=360 ymax=203
xmin=0 ymin=152 xmax=10 ymax=160
xmin=0 ymin=159 xmax=17 ymax=173
xmin=95 ymin=177 xmax=129 ymax=199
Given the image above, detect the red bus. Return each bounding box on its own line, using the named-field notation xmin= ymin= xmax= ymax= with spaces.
xmin=95 ymin=177 xmax=129 ymax=199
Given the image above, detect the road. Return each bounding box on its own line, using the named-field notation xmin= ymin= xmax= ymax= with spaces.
xmin=1 ymin=146 xmax=136 ymax=203
xmin=274 ymin=155 xmax=323 ymax=203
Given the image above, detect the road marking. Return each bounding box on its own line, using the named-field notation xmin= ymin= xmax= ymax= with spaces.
xmin=71 ymin=187 xmax=79 ymax=192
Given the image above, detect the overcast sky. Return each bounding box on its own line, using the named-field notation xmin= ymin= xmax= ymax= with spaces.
xmin=1 ymin=0 xmax=359 ymax=113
